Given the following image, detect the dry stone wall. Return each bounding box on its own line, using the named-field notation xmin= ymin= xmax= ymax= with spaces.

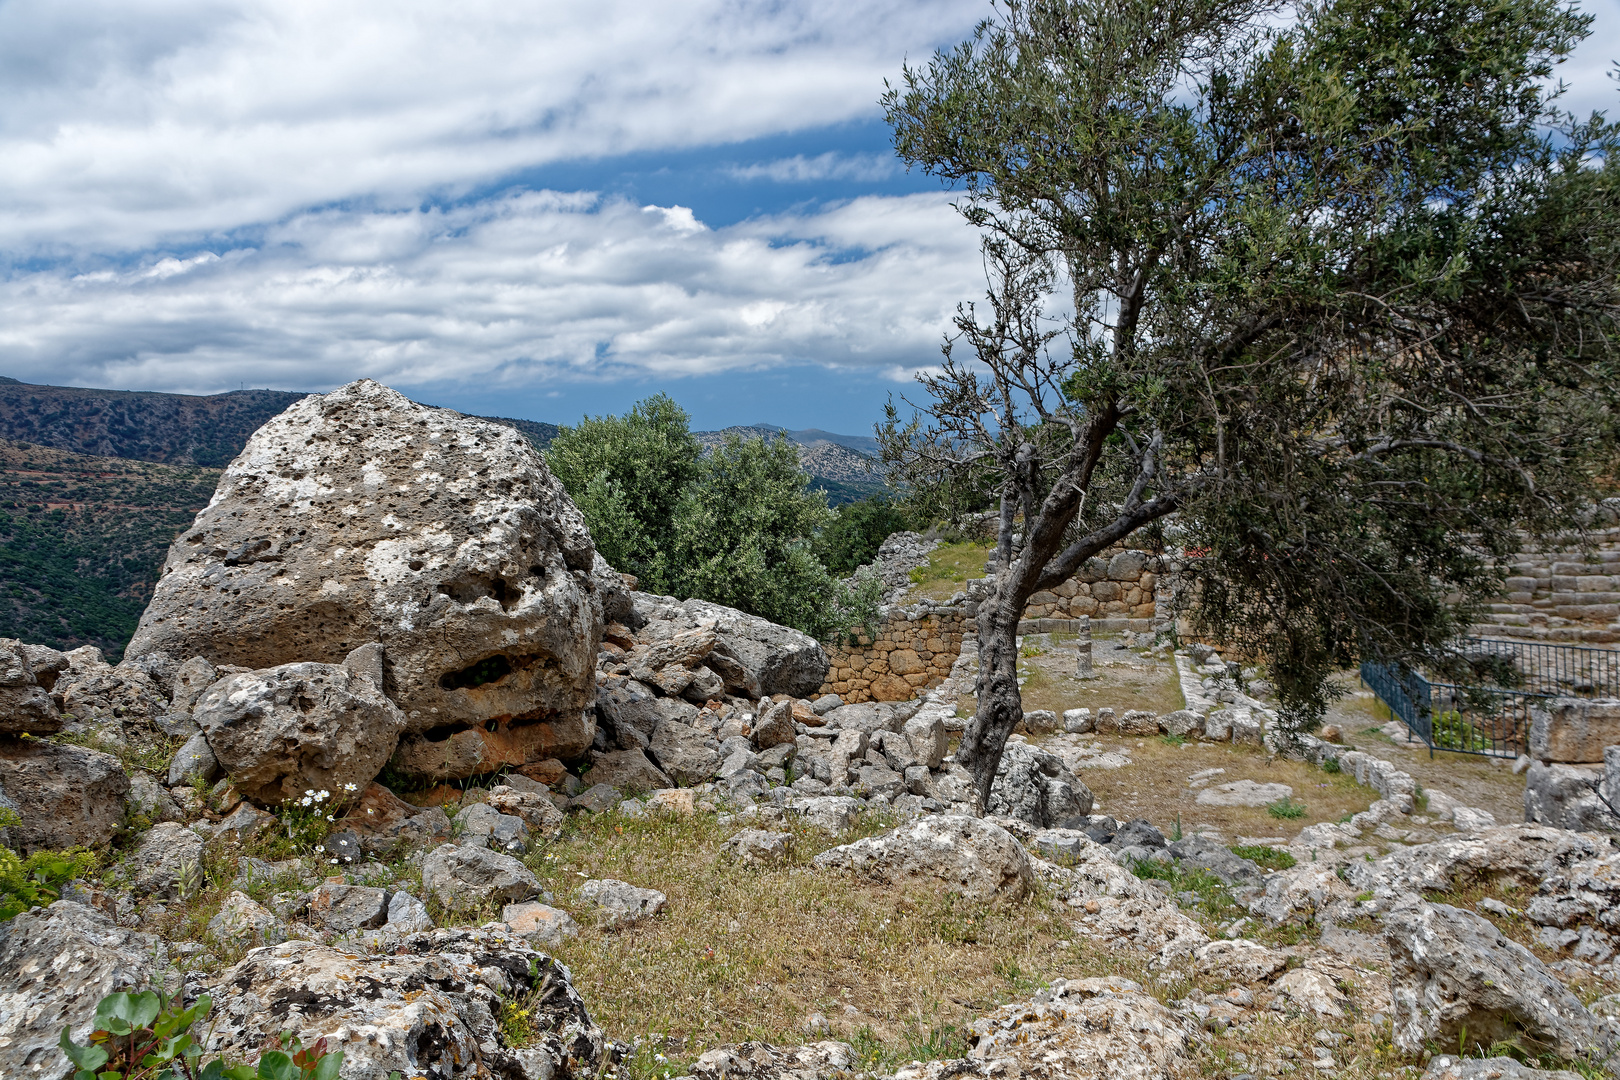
xmin=820 ymin=545 xmax=1166 ymax=703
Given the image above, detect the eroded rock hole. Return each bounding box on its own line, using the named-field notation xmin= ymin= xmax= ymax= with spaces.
xmin=436 ymin=572 xmax=520 ymax=611
xmin=440 ymin=654 xmax=514 ymax=690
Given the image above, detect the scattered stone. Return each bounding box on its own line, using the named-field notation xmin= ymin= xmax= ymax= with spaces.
xmin=487 ymin=784 xmax=565 ymax=839
xmin=1424 ymin=1057 xmax=1584 ymax=1080
xmin=789 ymin=795 xmax=865 ymax=834
xmin=573 ymin=879 xmax=668 ymax=927
xmin=205 ymin=930 xmax=608 ymax=1080
xmin=1168 ymin=835 xmax=1262 ymax=884
xmin=167 ymin=730 xmax=221 ymax=787
xmin=570 ymin=782 xmax=624 ymax=814
xmin=503 ymin=901 xmax=580 ymax=946
xmin=1194 ymin=939 xmax=1290 ymax=983
xmin=813 ymin=815 xmax=1035 ymax=902
xmin=1272 ymin=968 xmax=1350 ymax=1018
xmin=0 ymin=739 xmax=130 ymax=854
xmin=725 ymin=829 xmax=792 ymax=865
xmin=420 ymin=843 xmax=541 ymax=912
xmin=0 ymin=902 xmax=168 ymax=1080
xmin=0 ymin=638 xmax=65 ymax=735
xmin=1384 ymin=895 xmax=1614 ymax=1060
xmin=384 ymin=891 xmax=434 ymax=935
xmin=752 ymin=699 xmax=797 ymax=750
xmin=651 ymin=721 xmax=722 ymax=786
xmin=307 ymin=881 xmax=390 ymax=933
xmin=125 ymin=821 xmax=204 ymax=899
xmin=126 ymin=772 xmax=183 ymax=824
xmin=684 ymin=1042 xmax=855 ymax=1080
xmin=1063 ymin=708 xmax=1094 ymax=734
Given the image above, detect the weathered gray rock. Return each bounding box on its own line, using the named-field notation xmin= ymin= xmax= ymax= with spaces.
xmin=1195 ymin=778 xmax=1291 ymax=806
xmin=51 ymin=648 xmax=170 ymax=730
xmin=125 ymin=821 xmax=204 ymax=899
xmin=126 ymin=379 xmax=604 ymax=780
xmin=683 ymin=1042 xmax=855 ymax=1080
xmin=1167 ymin=835 xmax=1262 ymax=884
xmin=570 ymin=783 xmax=623 ymax=814
xmin=1346 ymin=825 xmax=1619 ymax=895
xmin=0 ymin=902 xmax=167 ymax=1080
xmin=1246 ymin=864 xmax=1351 ymax=924
xmin=192 ymin=653 xmax=407 ymax=806
xmin=207 ymin=891 xmax=284 ymax=945
xmin=788 ymin=795 xmax=864 ymax=834
xmin=0 ymin=638 xmax=65 ymax=735
xmin=384 ymin=891 xmax=434 ymax=934
xmin=650 ymin=721 xmax=721 ymax=786
xmin=725 ymin=829 xmax=792 ymax=865
xmin=167 ymin=730 xmax=220 ymax=786
xmin=455 ymin=802 xmax=531 ymax=855
xmin=813 ymin=815 xmax=1036 ymax=902
xmin=903 ymin=712 xmax=947 ymax=769
xmin=631 ymin=594 xmax=829 ymax=698
xmin=0 ymin=739 xmax=129 ymax=854
xmin=308 ymin=881 xmax=391 ymax=933
xmin=1423 ymin=1056 xmax=1584 ymax=1080
xmin=1529 ymin=698 xmax=1620 ymax=764
xmin=205 ymin=930 xmax=607 ymax=1080
xmin=891 ymin=977 xmax=1196 ymax=1080
xmin=1193 ymin=938 xmax=1290 ymax=983
xmin=573 ymin=878 xmax=668 ymax=927
xmin=585 ymin=747 xmax=671 ymax=795
xmin=334 ymin=781 xmax=454 ymax=853
xmin=1525 ymin=760 xmax=1617 ymax=833
xmin=986 ymin=741 xmax=1093 ymax=829
xmin=1385 ymin=895 xmax=1615 ymax=1060
xmin=126 ymin=772 xmax=183 ymax=824
xmin=420 ymin=843 xmax=541 ymax=912
xmin=486 ymin=784 xmax=565 ymax=839
xmin=503 ymin=901 xmax=579 ymax=946
xmin=595 ymin=675 xmax=663 ymax=749
xmin=168 ymin=655 xmax=218 ymax=715
xmin=751 ymin=699 xmax=796 ymax=750
xmin=1158 ymin=709 xmax=1203 ymax=737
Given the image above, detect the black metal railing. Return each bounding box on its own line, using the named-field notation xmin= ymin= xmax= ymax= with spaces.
xmin=1458 ymin=637 xmax=1620 ymax=697
xmin=1360 ymin=659 xmax=1548 ymax=759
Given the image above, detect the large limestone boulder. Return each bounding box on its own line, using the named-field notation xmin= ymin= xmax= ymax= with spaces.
xmin=205 ymin=931 xmax=608 ymax=1080
xmin=125 ymin=380 xmax=604 ymax=779
xmin=192 ymin=649 xmax=407 ymax=806
xmin=1384 ymin=895 xmax=1615 ymax=1061
xmin=0 ymin=740 xmax=129 ymax=854
xmin=0 ymin=902 xmax=168 ymax=1080
xmin=812 ymin=815 xmax=1036 ymax=902
xmin=1346 ymin=825 xmax=1619 ymax=895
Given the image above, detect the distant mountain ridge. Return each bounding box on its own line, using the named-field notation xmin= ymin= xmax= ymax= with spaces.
xmin=0 ymin=378 xmax=881 ymax=501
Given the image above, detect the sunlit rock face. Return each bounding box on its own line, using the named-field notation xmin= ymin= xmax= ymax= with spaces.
xmin=127 ymin=379 xmax=603 ymax=777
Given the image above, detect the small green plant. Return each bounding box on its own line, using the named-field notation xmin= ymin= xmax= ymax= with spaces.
xmin=1266 ymin=796 xmax=1307 ymax=820
xmin=263 ymin=788 xmax=349 ymax=859
xmin=1230 ymin=845 xmax=1298 ymax=871
xmin=1412 ymin=782 xmax=1430 ymax=813
xmin=1 ymin=811 xmax=98 ymax=921
xmin=1170 ymin=813 xmax=1183 ymax=842
xmin=59 ymin=990 xmax=344 ymax=1080
xmin=1321 ymin=756 xmax=1341 ymax=774
xmin=1159 ymin=732 xmax=1187 ymax=747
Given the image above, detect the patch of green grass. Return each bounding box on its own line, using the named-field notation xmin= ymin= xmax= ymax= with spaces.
xmin=1159 ymin=732 xmax=1188 ymax=747
xmin=1267 ymin=796 xmax=1307 ymax=820
xmin=1124 ymin=858 xmax=1240 ymax=919
xmin=1230 ymin=845 xmax=1298 ymax=871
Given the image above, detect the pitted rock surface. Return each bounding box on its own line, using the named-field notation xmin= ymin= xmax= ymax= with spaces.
xmin=0 ymin=739 xmax=129 ymax=854
xmin=0 ymin=902 xmax=168 ymax=1080
xmin=203 ymin=929 xmax=608 ymax=1080
xmin=126 ymin=379 xmax=603 ymax=778
xmin=193 ymin=654 xmax=407 ymax=806
xmin=985 ymin=740 xmax=1093 ymax=829
xmin=812 ymin=815 xmax=1035 ymax=902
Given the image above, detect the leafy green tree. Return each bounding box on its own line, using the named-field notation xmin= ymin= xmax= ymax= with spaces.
xmin=662 ymin=434 xmax=848 ymax=637
xmin=815 ymin=493 xmax=912 ymax=575
xmin=881 ymin=0 xmax=1620 ymax=810
xmin=543 ymin=395 xmax=703 ymax=583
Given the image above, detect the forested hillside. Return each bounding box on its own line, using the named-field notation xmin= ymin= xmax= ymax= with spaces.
xmin=0 ymin=439 xmax=220 ymax=658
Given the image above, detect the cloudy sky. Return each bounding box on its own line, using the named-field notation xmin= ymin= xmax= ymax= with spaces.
xmin=0 ymin=0 xmax=1615 ymax=435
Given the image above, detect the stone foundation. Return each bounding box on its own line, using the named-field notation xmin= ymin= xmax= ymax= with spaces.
xmin=1523 ymin=697 xmax=1620 ymax=831
xmin=820 ymin=607 xmax=969 ymax=704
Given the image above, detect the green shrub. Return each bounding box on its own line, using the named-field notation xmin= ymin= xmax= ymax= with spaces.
xmin=1266 ymin=796 xmax=1307 ymax=820
xmin=1229 ymin=845 xmax=1298 ymax=871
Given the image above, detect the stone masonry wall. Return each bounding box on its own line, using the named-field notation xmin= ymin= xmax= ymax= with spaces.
xmin=819 ymin=547 xmax=1164 ymax=703
xmin=1471 ymin=528 xmax=1620 ymax=644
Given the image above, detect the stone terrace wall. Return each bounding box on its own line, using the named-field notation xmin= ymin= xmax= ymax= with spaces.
xmin=820 ymin=546 xmax=1166 ymax=703
xmin=820 ymin=605 xmax=969 ymax=704
xmin=1472 ymin=528 xmax=1620 ymax=644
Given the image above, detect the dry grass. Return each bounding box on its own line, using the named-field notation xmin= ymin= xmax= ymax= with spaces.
xmin=520 ymin=810 xmax=1100 ymax=1070
xmin=959 ymin=634 xmax=1189 ymax=718
xmin=905 ymin=542 xmax=994 ymax=602
xmin=1079 ymin=738 xmax=1376 ymax=842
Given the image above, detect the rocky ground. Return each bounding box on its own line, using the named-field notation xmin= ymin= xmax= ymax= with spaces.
xmin=3 ymin=381 xmax=1619 ymax=1080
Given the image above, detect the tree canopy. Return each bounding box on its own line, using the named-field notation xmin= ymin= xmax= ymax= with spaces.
xmin=880 ymin=0 xmax=1620 ymax=808
xmin=546 ymin=399 xmax=883 ymax=640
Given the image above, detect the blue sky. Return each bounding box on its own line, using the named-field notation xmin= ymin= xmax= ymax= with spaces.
xmin=0 ymin=0 xmax=1615 ymax=437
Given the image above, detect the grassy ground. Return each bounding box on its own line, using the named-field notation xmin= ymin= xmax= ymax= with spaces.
xmin=906 ymin=542 xmax=994 ymax=603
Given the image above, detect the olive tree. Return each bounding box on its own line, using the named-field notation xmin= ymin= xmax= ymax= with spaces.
xmin=880 ymin=0 xmax=1620 ymax=811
